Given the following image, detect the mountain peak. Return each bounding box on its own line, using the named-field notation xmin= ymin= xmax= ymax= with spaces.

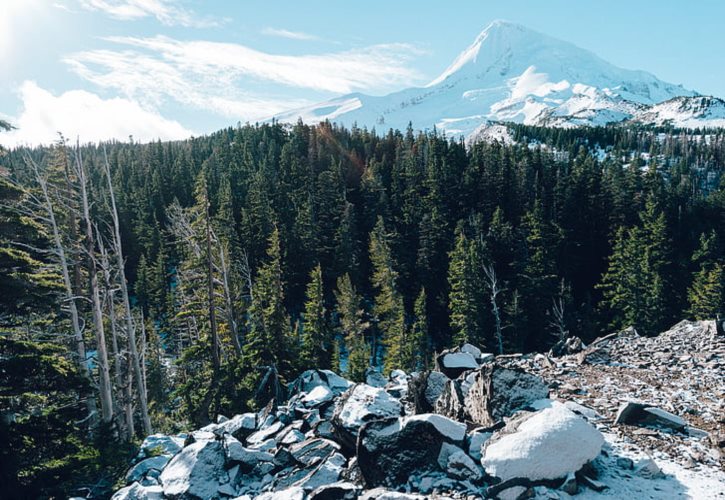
xmin=427 ymin=20 xmax=549 ymax=87
xmin=274 ymin=23 xmax=711 ymax=136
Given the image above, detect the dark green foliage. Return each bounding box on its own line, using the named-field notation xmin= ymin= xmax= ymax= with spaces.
xmin=300 ymin=264 xmax=334 ymax=370
xmin=335 ymin=274 xmax=369 ymax=382
xmin=688 ymin=230 xmax=725 ymax=319
xmin=0 ymin=338 xmax=127 ymax=498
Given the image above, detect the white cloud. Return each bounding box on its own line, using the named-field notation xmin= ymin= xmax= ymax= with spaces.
xmin=0 ymin=81 xmax=193 ymax=147
xmin=78 ymin=0 xmax=221 ymax=27
xmin=261 ymin=28 xmax=320 ymax=41
xmin=63 ymin=35 xmax=425 ymax=120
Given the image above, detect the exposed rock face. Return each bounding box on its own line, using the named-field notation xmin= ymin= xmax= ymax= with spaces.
xmin=125 ymin=455 xmax=171 ymax=484
xmin=110 ymin=321 xmax=725 ymax=499
xmin=435 ymin=364 xmax=548 ymax=426
xmin=331 ymin=383 xmax=402 ymax=450
xmin=159 ymin=440 xmax=229 ymax=499
xmin=356 ymin=414 xmax=467 ymax=487
xmin=614 ymin=401 xmax=688 ymax=433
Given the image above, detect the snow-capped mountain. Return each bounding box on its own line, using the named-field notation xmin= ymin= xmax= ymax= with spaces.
xmin=273 ymin=21 xmax=723 ymax=137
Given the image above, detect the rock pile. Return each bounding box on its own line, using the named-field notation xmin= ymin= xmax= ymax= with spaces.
xmin=112 ymin=321 xmax=725 ymax=499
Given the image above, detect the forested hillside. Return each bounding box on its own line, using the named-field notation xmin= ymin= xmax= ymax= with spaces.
xmin=1 ymin=121 xmax=724 ymax=496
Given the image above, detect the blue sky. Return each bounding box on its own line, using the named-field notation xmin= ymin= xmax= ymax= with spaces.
xmin=2 ymin=0 xmax=724 ymax=146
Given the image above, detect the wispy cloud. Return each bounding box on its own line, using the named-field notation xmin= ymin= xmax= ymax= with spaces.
xmin=77 ymin=0 xmax=222 ymax=28
xmin=0 ymin=81 xmax=193 ymax=147
xmin=63 ymin=35 xmax=425 ymax=120
xmin=261 ymin=28 xmax=320 ymax=41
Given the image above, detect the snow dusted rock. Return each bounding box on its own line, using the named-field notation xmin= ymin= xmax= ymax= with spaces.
xmin=289 ymin=438 xmax=341 ymax=467
xmin=159 ymin=439 xmax=229 ymax=499
xmin=301 ymin=385 xmax=335 ymax=408
xmin=247 ymin=420 xmax=284 ymax=445
xmin=290 ymin=370 xmax=353 ymax=397
xmin=549 ymin=336 xmax=585 ymax=357
xmin=436 ymin=350 xmax=479 ymax=378
xmin=464 ymin=365 xmax=549 ymax=426
xmin=614 ymin=401 xmax=687 ymax=432
xmin=125 ymin=455 xmax=171 ymax=484
xmin=293 ymin=452 xmax=347 ymax=491
xmin=467 ymin=429 xmax=492 ymax=461
xmin=357 ymin=413 xmax=466 ymax=487
xmin=365 ymin=368 xmax=388 ymax=388
xmin=482 ymin=402 xmax=604 ymax=484
xmin=137 ymin=433 xmax=185 ymax=459
xmin=224 ymin=435 xmax=274 ymax=468
xmin=437 ymin=442 xmax=483 ymax=480
xmin=332 ymin=383 xmax=402 ymax=450
xmin=460 ymin=343 xmax=482 ymax=359
xmin=358 ymin=488 xmax=425 ymax=500
xmin=216 ymin=412 xmax=256 ymax=440
xmin=111 ymin=482 xmax=164 ymax=500
xmin=308 ymin=481 xmax=360 ymax=500
xmin=386 ymin=369 xmax=409 ymax=399
xmin=407 ymin=370 xmax=448 ymax=414
xmin=256 ymin=486 xmax=306 ymax=500
xmin=423 ymin=371 xmax=448 ymax=408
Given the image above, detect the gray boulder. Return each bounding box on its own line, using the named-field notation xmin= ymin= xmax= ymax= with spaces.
xmin=125 ymin=455 xmax=171 ymax=484
xmin=331 ymin=383 xmax=402 ymax=451
xmin=356 ymin=413 xmax=466 ymax=487
xmin=436 ymin=365 xmax=548 ymax=426
xmin=159 ymin=440 xmax=229 ymax=499
xmin=111 ymin=482 xmax=164 ymax=500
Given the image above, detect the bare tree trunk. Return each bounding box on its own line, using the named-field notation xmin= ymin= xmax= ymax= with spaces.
xmin=30 ymin=160 xmax=97 ymax=424
xmin=125 ymin=352 xmax=135 ymax=438
xmin=139 ymin=313 xmax=148 ymax=404
xmin=76 ymin=145 xmax=114 ymax=424
xmin=205 ymin=191 xmax=220 ymax=374
xmin=102 ymin=147 xmax=152 ymax=435
xmin=218 ymin=242 xmax=241 ymax=355
xmin=483 ymin=264 xmax=504 ymax=355
xmin=99 ymin=236 xmax=130 ymax=439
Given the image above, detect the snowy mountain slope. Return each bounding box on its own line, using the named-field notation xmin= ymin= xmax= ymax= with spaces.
xmin=633 ymin=95 xmax=725 ymax=128
xmin=273 ymin=21 xmax=723 ymax=137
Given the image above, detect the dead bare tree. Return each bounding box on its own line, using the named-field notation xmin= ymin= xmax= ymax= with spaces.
xmin=483 ymin=263 xmax=505 ymax=355
xmin=75 ymin=143 xmax=114 ymax=424
xmin=23 ymin=157 xmax=98 ymax=424
xmin=550 ymin=279 xmax=569 ymax=341
xmin=102 ymin=147 xmax=151 ymax=435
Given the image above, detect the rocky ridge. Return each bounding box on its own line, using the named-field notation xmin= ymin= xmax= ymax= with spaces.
xmin=112 ymin=320 xmax=725 ymax=499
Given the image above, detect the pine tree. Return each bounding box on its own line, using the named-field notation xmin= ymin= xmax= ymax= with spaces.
xmin=240 ymin=227 xmax=291 ymax=408
xmin=369 ymin=218 xmax=406 ymax=375
xmin=334 ymin=274 xmax=369 ymax=382
xmin=599 ymin=198 xmax=673 ymax=334
xmin=410 ymin=288 xmax=430 ymax=371
xmin=447 ymin=225 xmax=486 ymax=347
xmin=300 ymin=264 xmax=333 ymax=370
xmin=687 ymin=231 xmax=724 ymax=320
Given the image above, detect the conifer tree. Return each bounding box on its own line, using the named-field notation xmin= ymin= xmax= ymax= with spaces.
xmin=369 ymin=218 xmax=406 ymax=374
xmin=599 ymin=198 xmax=673 ymax=334
xmin=334 ymin=274 xmax=369 ymax=382
xmin=301 ymin=264 xmax=333 ymax=370
xmin=410 ymin=288 xmax=430 ymax=371
xmin=687 ymin=230 xmax=724 ymax=320
xmin=448 ymin=225 xmax=486 ymax=347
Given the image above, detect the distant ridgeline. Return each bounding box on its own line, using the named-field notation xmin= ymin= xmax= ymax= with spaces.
xmin=1 ymin=120 xmax=724 ymax=496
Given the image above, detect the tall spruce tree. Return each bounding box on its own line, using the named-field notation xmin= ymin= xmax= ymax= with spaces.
xmin=687 ymin=230 xmax=724 ymax=320
xmin=369 ymin=217 xmax=406 ymax=375
xmin=300 ymin=264 xmax=333 ymax=370
xmin=334 ymin=274 xmax=369 ymax=382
